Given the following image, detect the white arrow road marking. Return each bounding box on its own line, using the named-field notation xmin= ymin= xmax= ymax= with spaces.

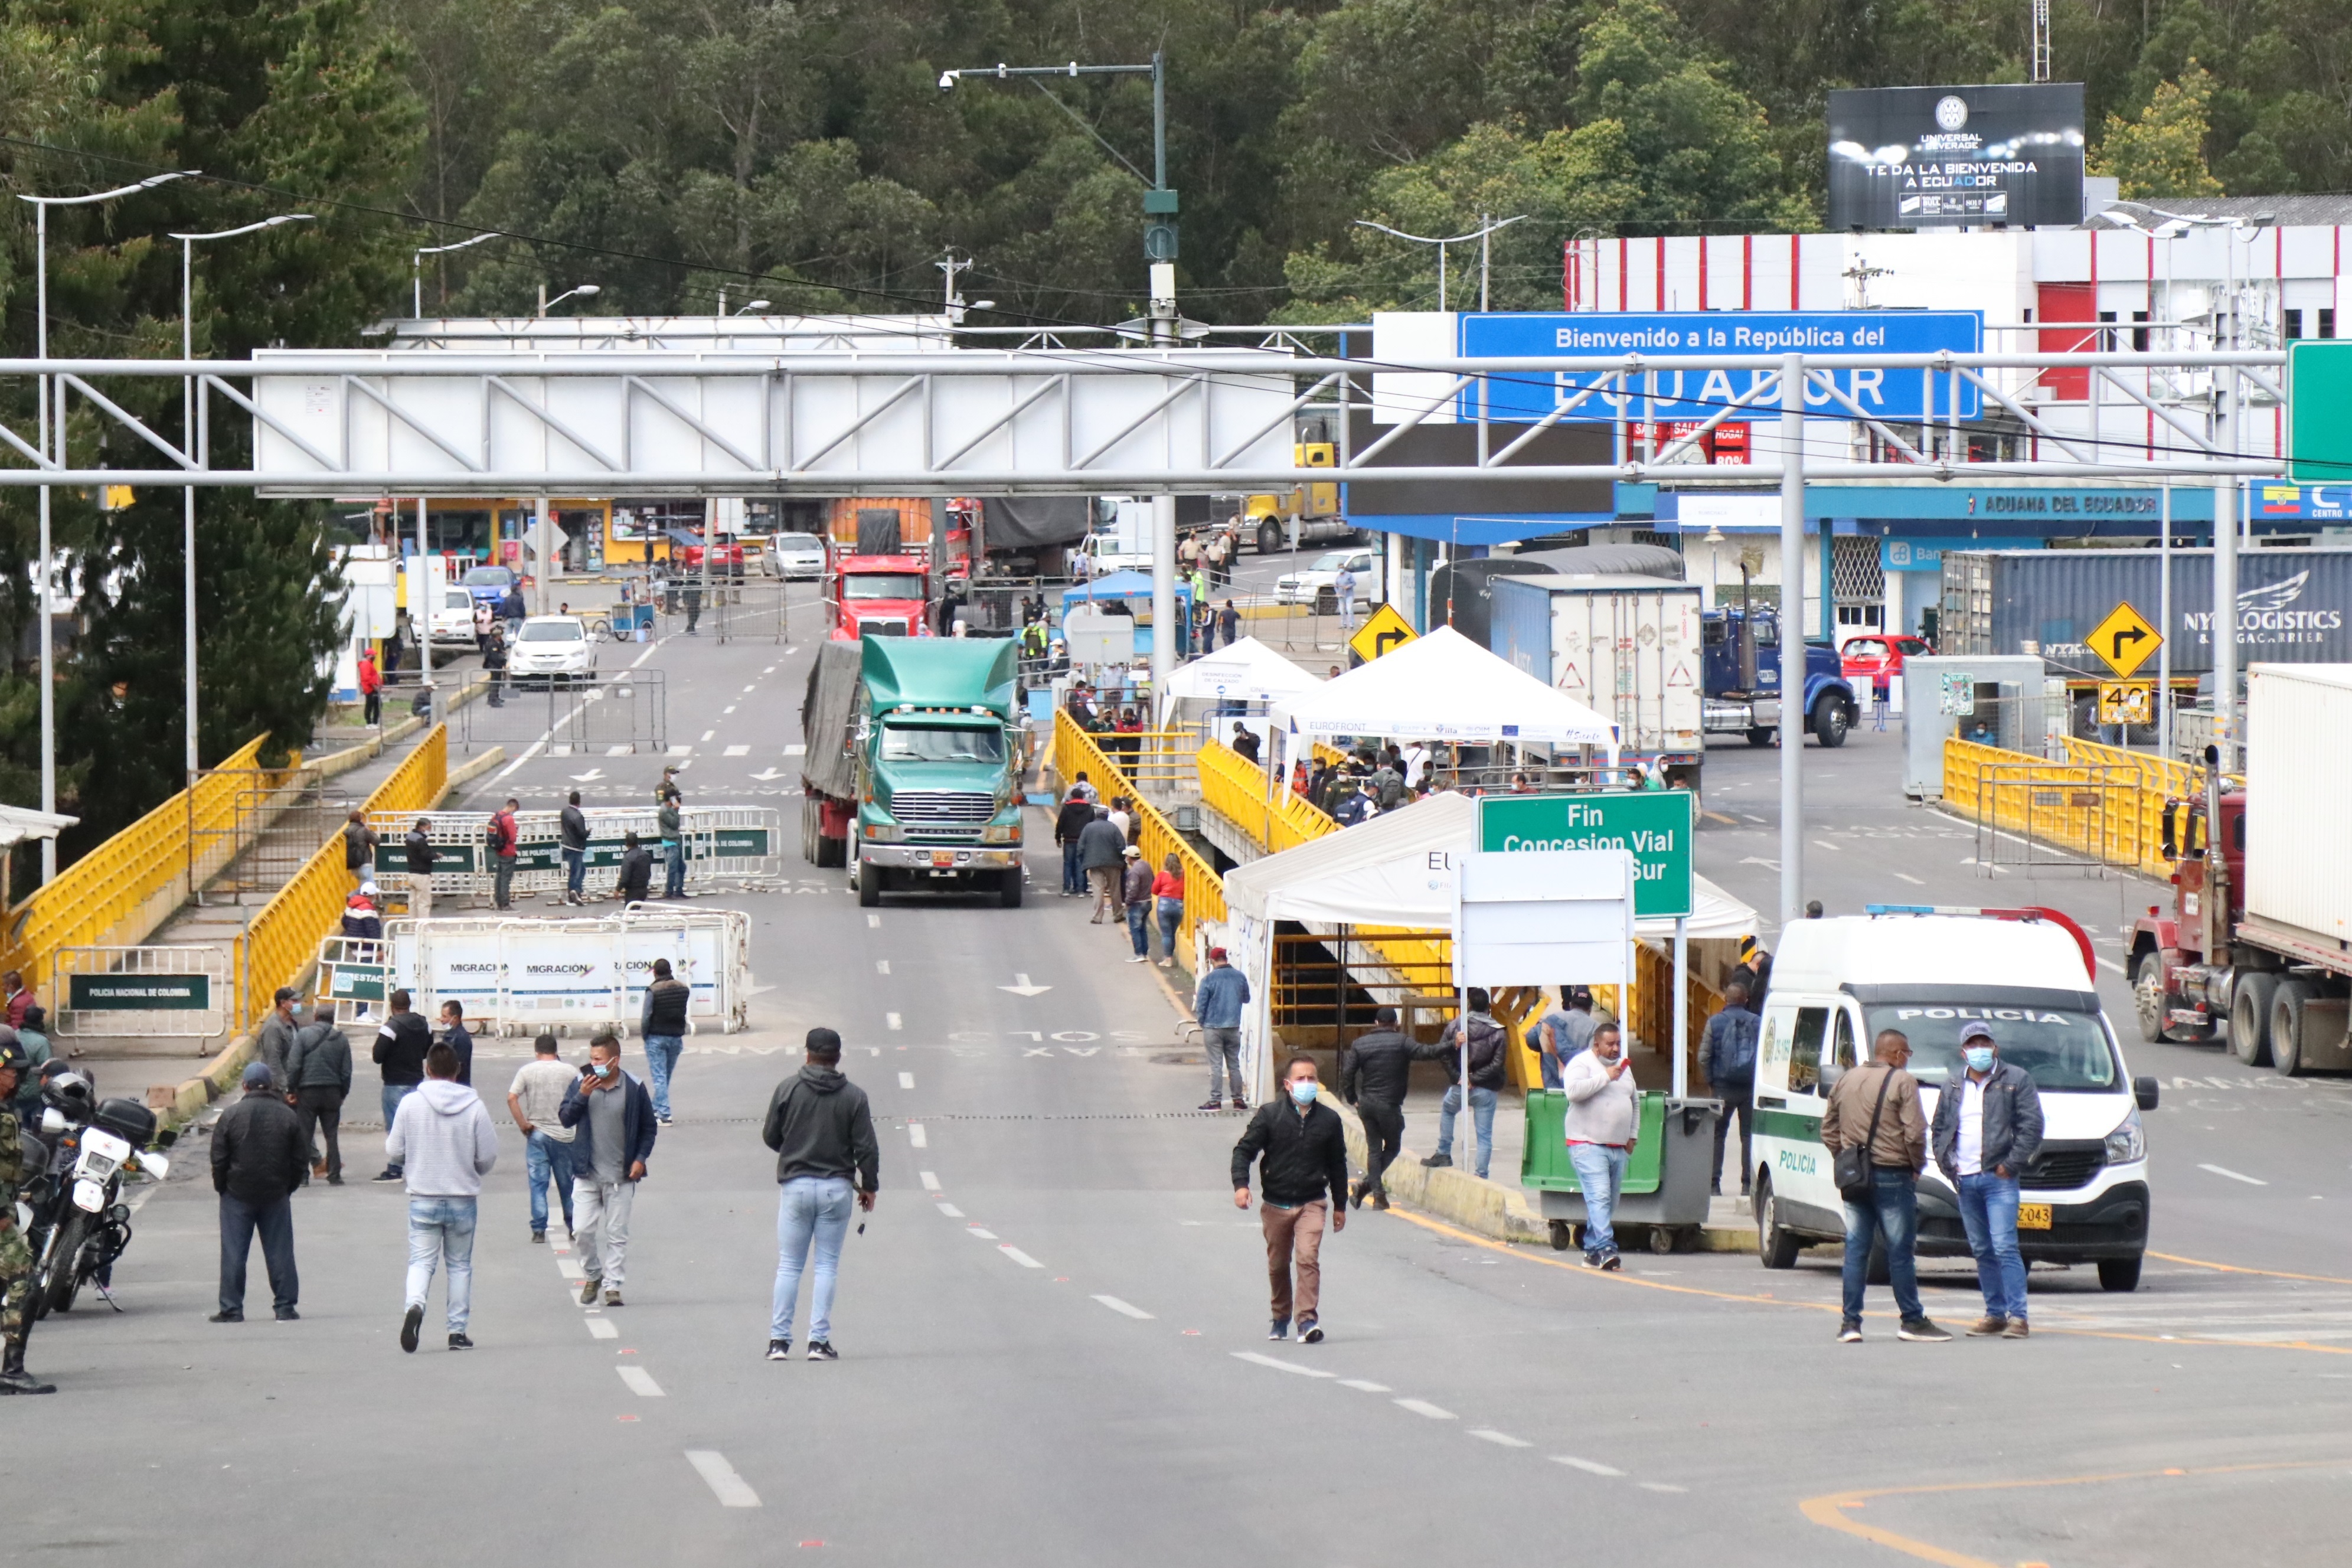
xmin=1092 ymin=1295 xmax=1155 ymax=1319
xmin=618 ymin=1366 xmax=665 ymax=1397
xmin=750 ymin=767 xmax=788 ymax=782
xmin=685 ymin=1451 xmax=762 ymax=1508
xmin=2199 ymin=1163 xmax=2268 ymax=1185
xmin=1232 ymin=1351 xmax=1334 ymax=1378
xmin=999 ymin=974 xmax=1053 ymax=997
xmin=569 ymin=767 xmax=606 ymax=783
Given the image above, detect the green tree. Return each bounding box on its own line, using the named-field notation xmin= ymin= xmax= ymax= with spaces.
xmin=2092 ymin=61 xmax=2225 ymax=199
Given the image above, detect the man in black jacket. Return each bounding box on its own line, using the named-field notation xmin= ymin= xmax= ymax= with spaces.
xmin=1700 ymin=981 xmax=1760 ymax=1197
xmin=404 ymin=816 xmax=437 ymax=918
xmin=615 ymin=831 xmax=655 ymax=903
xmin=762 ymin=1027 xmax=878 ymax=1362
xmin=370 ymin=989 xmax=433 ymax=1182
xmin=1053 ymin=788 xmax=1096 ymax=897
xmin=1339 ymin=1008 xmax=1445 ymax=1210
xmin=1232 ymin=1054 xmax=1350 ymax=1344
xmin=560 ymin=789 xmax=592 ymax=905
xmin=211 ymin=1061 xmax=309 ymax=1322
xmin=1423 ymin=988 xmax=1509 ymax=1178
xmin=1929 ymin=1021 xmax=2046 ymax=1339
xmin=288 ymin=1004 xmax=353 ymax=1184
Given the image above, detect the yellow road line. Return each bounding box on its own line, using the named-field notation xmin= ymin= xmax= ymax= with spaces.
xmin=2149 ymin=1249 xmax=2352 ymax=1286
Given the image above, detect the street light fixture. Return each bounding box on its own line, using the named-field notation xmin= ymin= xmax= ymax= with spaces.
xmin=167 ymin=213 xmax=315 ymax=776
xmin=734 ymin=299 xmax=772 ymax=315
xmin=414 ymin=230 xmax=500 ymax=318
xmin=538 ymin=283 xmax=600 ymax=316
xmin=19 ymin=169 xmax=197 ymax=883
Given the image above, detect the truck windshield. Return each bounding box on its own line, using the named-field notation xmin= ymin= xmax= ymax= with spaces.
xmin=1861 ymin=1004 xmax=2122 ymax=1092
xmin=880 ymin=724 xmax=1005 ymax=763
xmin=843 ymin=574 xmax=925 ymax=600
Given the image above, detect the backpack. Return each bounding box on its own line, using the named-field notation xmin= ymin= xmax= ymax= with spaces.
xmin=1712 ymin=1008 xmax=1759 ymax=1080
xmin=488 ymin=812 xmax=517 ymax=856
xmin=1373 ymin=766 xmax=1404 ymax=808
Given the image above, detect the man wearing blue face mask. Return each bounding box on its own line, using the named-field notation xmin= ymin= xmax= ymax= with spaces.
xmin=1231 ymin=1055 xmax=1350 ymax=1344
xmin=1930 ymin=1020 xmax=2044 ymax=1340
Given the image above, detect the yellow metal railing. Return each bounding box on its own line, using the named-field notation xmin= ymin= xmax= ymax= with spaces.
xmin=1945 ymin=737 xmax=2168 ymax=874
xmin=1052 ymin=713 xmax=1223 ymax=955
xmin=237 ymin=726 xmax=448 ymax=1028
xmin=1198 ymin=740 xmax=1341 ymax=852
xmin=0 ymin=732 xmax=284 ymax=987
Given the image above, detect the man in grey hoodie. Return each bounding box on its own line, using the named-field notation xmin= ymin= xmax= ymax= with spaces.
xmin=760 ymin=1027 xmax=878 ymax=1362
xmin=387 ymin=1043 xmax=499 ymax=1353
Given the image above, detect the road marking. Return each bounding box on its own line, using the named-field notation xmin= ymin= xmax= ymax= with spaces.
xmin=876 ymin=960 xmax=891 ymax=974
xmin=2098 ymin=954 xmax=2127 ymax=975
xmin=668 ymin=743 xmax=692 ymax=756
xmin=700 ymin=730 xmax=716 ymax=742
xmin=1551 ymin=1455 xmax=1625 ymax=1476
xmin=724 ymin=744 xmax=749 ymax=756
xmin=606 ymin=744 xmax=630 ymax=756
xmin=999 ymin=1245 xmax=1044 ymax=1268
xmin=865 ymin=914 xmax=880 ymax=927
xmin=557 ymin=1260 xmax=586 ymax=1280
xmin=1813 ymin=839 xmax=1840 ymax=852
xmin=1638 ymin=1482 xmax=1688 ymax=1494
xmin=907 ymin=1122 xmax=927 ymax=1147
xmin=1231 ymin=1351 xmax=1334 ymax=1378
xmin=785 ymin=744 xmax=806 ymax=755
xmin=967 ymin=1226 xmax=997 ymax=1239
xmin=618 ymin=1366 xmax=665 ymax=1397
xmin=1894 ymin=873 xmax=1926 ymax=885
xmin=919 ymin=1171 xmax=940 ymax=1191
xmin=743 ymin=684 xmax=757 ymax=694
xmin=936 ymin=1203 xmax=964 ymax=1217
xmin=898 ymin=1072 xmax=915 ymax=1089
xmin=998 ymin=973 xmax=1052 ymax=997
xmin=1338 ymin=1378 xmax=1391 ymax=1393
xmin=887 ymin=1012 xmax=903 ymax=1030
xmin=1092 ymin=1295 xmax=1155 ymax=1319
xmin=587 ymin=1317 xmax=618 ymax=1340
xmin=723 ymin=705 xmax=737 ymax=716
xmin=684 ymin=1450 xmax=762 ymax=1508
xmin=1470 ymin=1429 xmax=1531 ymax=1448
xmin=1393 ymin=1399 xmax=1456 ymax=1420
xmin=2200 ymin=1163 xmax=2269 ymax=1185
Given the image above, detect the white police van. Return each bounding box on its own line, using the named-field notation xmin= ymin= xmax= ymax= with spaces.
xmin=1749 ymin=909 xmax=2160 ymax=1291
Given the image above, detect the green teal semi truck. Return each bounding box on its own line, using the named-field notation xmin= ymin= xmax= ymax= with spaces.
xmin=799 ymin=635 xmax=1027 ymax=908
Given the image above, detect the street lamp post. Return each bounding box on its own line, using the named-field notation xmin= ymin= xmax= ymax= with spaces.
xmin=168 ymin=215 xmax=314 ymax=780
xmin=537 ymin=283 xmax=600 ymax=317
xmin=414 ymin=231 xmax=499 ymax=318
xmin=19 ymin=171 xmax=195 ymax=884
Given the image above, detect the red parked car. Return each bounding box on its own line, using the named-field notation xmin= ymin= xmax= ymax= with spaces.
xmin=1838 ymin=633 xmax=1932 ymax=685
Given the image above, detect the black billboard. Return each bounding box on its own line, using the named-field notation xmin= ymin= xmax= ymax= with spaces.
xmin=1827 ymin=84 xmax=2085 ymax=230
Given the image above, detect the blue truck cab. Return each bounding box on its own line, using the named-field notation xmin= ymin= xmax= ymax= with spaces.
xmin=1698 ymin=605 xmax=1857 ymax=749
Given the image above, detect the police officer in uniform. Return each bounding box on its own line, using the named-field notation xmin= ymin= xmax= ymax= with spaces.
xmin=0 ymin=1039 xmax=56 ymax=1394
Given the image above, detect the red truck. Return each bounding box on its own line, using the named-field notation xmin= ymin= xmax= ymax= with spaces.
xmin=2128 ymin=665 xmax=2352 ymax=1073
xmin=824 ymin=546 xmax=932 ymax=641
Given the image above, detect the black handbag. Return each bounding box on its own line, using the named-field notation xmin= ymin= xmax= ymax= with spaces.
xmin=1833 ymin=1066 xmax=1898 ymax=1203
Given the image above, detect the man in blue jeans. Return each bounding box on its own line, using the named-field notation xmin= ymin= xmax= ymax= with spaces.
xmin=1561 ymin=1023 xmax=1638 ymax=1269
xmin=1821 ymin=1028 xmax=1951 ymax=1344
xmin=658 ymin=789 xmax=688 ymax=899
xmin=1193 ymin=947 xmax=1252 ymax=1110
xmin=1424 ymin=988 xmax=1507 ymax=1178
xmin=762 ymin=1027 xmax=878 ymax=1361
xmin=639 ymin=958 xmax=691 ymax=1126
xmin=1930 ymin=1019 xmax=2045 ymax=1340
xmin=505 ymin=1035 xmax=578 ymax=1242
xmin=388 ymin=1042 xmax=499 ymax=1353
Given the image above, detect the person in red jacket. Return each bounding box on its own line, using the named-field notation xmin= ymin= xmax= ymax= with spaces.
xmin=488 ymin=798 xmax=521 ymax=911
xmin=358 ymin=647 xmax=383 ymax=727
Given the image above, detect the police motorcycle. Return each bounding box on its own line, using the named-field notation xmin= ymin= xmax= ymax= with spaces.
xmin=25 ymin=1066 xmax=168 ymax=1315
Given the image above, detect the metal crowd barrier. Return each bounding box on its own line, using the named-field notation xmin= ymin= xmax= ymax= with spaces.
xmin=364 ymin=805 xmax=785 ymax=901
xmin=49 ymin=944 xmax=232 ymax=1042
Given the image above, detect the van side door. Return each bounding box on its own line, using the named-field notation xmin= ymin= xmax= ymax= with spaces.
xmin=1756 ymin=1001 xmax=1839 ymax=1234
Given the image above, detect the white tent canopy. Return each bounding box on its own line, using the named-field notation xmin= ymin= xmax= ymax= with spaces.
xmin=1269 ymin=625 xmax=1619 ymax=747
xmin=1158 ymin=636 xmax=1324 ymax=708
xmin=0 ymin=804 xmax=76 ymax=850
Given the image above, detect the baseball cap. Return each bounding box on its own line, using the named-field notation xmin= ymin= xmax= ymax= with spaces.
xmin=1123 ymin=845 xmax=1141 ymax=857
xmin=0 ymin=1040 xmax=25 ymax=1073
xmin=1958 ymin=1020 xmax=1995 ymax=1044
xmin=241 ymin=1061 xmax=273 ymax=1087
xmin=1208 ymin=946 xmax=1228 ymax=962
xmin=273 ymin=986 xmax=299 ymax=1005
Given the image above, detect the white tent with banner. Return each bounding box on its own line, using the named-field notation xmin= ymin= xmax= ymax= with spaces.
xmin=1212 ymin=792 xmax=1757 ymax=1099
xmin=1268 ymin=625 xmax=1620 ymax=749
xmin=1156 ymin=635 xmax=1324 ymax=752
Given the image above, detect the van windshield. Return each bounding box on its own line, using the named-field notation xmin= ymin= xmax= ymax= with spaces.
xmin=1862 ymin=1004 xmax=2121 ymax=1092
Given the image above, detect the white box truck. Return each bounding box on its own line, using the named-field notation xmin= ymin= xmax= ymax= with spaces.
xmin=1487 ymin=573 xmax=1705 ymax=791
xmin=404 ymin=554 xmax=479 ymax=648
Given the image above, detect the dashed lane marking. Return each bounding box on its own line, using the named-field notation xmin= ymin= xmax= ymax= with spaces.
xmin=1471 ymin=1430 xmax=1531 ymax=1448
xmin=1639 ymin=1482 xmax=1689 ymax=1494
xmin=685 ymin=1450 xmax=762 ymax=1508
xmin=587 ymin=1318 xmax=618 ymax=1340
xmin=700 ymin=730 xmax=716 ymax=742
xmin=1092 ymin=1295 xmax=1155 ymax=1319
xmin=1394 ymin=1399 xmax=1456 ymax=1420
xmin=887 ymin=1012 xmax=903 ymax=1030
xmin=1232 ymin=1351 xmax=1334 ymax=1378
xmin=618 ymin=1366 xmax=666 ymax=1397
xmin=999 ymin=1245 xmax=1044 ymax=1268
xmin=907 ymin=1122 xmax=927 ymax=1147
xmin=724 ymin=744 xmax=750 ymax=756
xmin=1338 ymin=1378 xmax=1391 ymax=1393
xmin=1552 ymin=1456 xmax=1625 ymax=1477
xmin=899 ymin=1072 xmax=916 ymax=1089
xmin=2200 ymin=1163 xmax=2269 ymax=1186
xmin=558 ymin=1260 xmax=586 ymax=1281
xmin=667 ymin=744 xmax=691 ymax=756
xmin=876 ymin=960 xmax=890 ymax=975
xmin=936 ymin=1203 xmax=964 ymax=1217
xmin=1894 ymin=873 xmax=1926 ymax=885
xmin=865 ymin=914 xmax=880 ymax=927
xmin=966 ymin=1226 xmax=997 ymax=1240
xmin=919 ymin=1171 xmax=939 ymax=1191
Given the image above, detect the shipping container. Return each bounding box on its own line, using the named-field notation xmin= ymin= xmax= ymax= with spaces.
xmin=1489 ymin=574 xmax=1704 ymax=777
xmin=826 ymin=497 xmax=939 ymax=556
xmin=1938 ymin=547 xmax=2352 ymax=680
xmin=2244 ymin=664 xmax=2352 ymax=949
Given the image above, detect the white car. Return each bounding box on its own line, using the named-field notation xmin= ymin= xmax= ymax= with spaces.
xmin=766 ymin=533 xmax=827 ymax=580
xmin=1275 ymin=548 xmax=1380 ymax=611
xmin=424 ymin=586 xmax=478 ymax=647
xmin=507 ymin=615 xmax=596 ymax=685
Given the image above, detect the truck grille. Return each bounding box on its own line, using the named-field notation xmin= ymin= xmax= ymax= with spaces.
xmin=892 ymin=790 xmax=995 ymax=829
xmin=2019 ymin=1140 xmax=2106 ymax=1191
xmin=863 ymin=619 xmax=910 ymax=637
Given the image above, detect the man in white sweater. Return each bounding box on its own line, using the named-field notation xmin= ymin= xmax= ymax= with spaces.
xmin=388 ymin=1042 xmax=499 ymax=1353
xmin=1562 ymin=1022 xmax=1641 ymax=1272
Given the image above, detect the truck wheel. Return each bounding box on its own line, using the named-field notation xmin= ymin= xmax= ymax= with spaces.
xmin=1755 ymin=1178 xmax=1801 ymax=1270
xmin=857 ymin=868 xmax=882 ymax=909
xmin=999 ymin=869 xmax=1024 ymax=909
xmin=2134 ymin=964 xmax=2173 ymax=1044
xmin=2098 ymin=1256 xmax=2143 ymax=1292
xmin=800 ymin=799 xmax=818 ymax=864
xmin=1812 ymin=697 xmax=1850 ymax=749
xmin=1257 ymin=521 xmax=1281 ymax=555
xmin=1745 ymin=727 xmax=1776 ymax=748
xmin=2232 ymin=972 xmax=2278 ymax=1066
xmin=2271 ymin=979 xmax=2318 ymax=1076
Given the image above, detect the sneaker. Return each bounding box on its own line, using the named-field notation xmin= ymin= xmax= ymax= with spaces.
xmin=767 ymin=1339 xmax=791 ymax=1361
xmin=400 ymin=1304 xmax=423 ymax=1354
xmin=1421 ymin=1152 xmax=1453 ymax=1168
xmin=275 ymin=1308 xmax=300 ymax=1321
xmin=1124 ymin=954 xmax=1149 ymax=963
xmin=1837 ymin=1322 xmax=1863 ymax=1343
xmin=1897 ymin=1318 xmax=1954 ymax=1342
xmin=1600 ymin=1252 xmax=1622 ymax=1272
xmin=1298 ymin=1317 xmax=1324 ymax=1344
xmin=1966 ymin=1315 xmax=2008 ymax=1337
xmin=2002 ymin=1319 xmax=2031 ymax=1340
xmin=1581 ymin=1252 xmax=1603 ymax=1269
xmin=579 ymin=1276 xmax=601 ymax=1306
xmin=448 ymin=1333 xmax=474 ymax=1350
xmin=1268 ymin=1318 xmax=1289 ymax=1341
xmin=531 ymin=1231 xmax=546 ymax=1244
xmin=604 ymin=1288 xmax=624 ymax=1307
xmin=371 ymin=1168 xmax=403 ymax=1183
xmin=806 ymin=1340 xmax=837 ymax=1361
xmin=326 ymin=1175 xmax=344 ymax=1185
xmin=1197 ymin=1098 xmax=1224 ymax=1111
xmin=1231 ymin=1098 xmax=1247 ymax=1112
xmin=208 ymin=1310 xmax=244 ymax=1323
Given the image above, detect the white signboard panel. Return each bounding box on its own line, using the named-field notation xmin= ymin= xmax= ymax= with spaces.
xmin=1453 ymin=848 xmax=1635 ymax=988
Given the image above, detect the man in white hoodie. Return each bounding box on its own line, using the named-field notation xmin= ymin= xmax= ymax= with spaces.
xmin=387 ymin=1041 xmax=499 ymax=1353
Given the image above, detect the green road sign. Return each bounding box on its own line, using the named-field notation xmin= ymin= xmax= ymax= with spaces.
xmin=2289 ymin=341 xmax=2352 ymax=482
xmin=1478 ymin=790 xmax=1695 ymax=920
xmin=67 ymin=974 xmax=211 ymax=1011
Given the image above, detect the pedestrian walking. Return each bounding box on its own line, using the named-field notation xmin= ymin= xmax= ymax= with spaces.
xmin=1151 ymin=852 xmax=1184 ymax=968
xmin=0 ymin=1038 xmax=55 ymax=1393
xmin=616 ymin=830 xmax=655 ymax=903
xmin=359 ymin=646 xmax=383 ymax=727
xmin=640 ymin=958 xmax=690 ymax=1126
xmin=1424 ymin=987 xmax=1507 ymax=1178
xmin=344 ymin=809 xmax=378 ymax=886
xmin=1536 ymin=986 xmax=1598 ymax=1092
xmin=484 ymin=624 xmax=508 ymax=706
xmin=437 ymin=999 xmax=475 ymax=1086
xmin=1332 ymin=563 xmax=1358 ymax=633
xmin=1339 ymin=1007 xmax=1444 ymax=1209
xmin=507 ymin=1034 xmax=579 ymax=1243
xmin=472 ymin=595 xmax=494 ymax=654
xmin=1930 ymin=1021 xmax=2044 ymax=1340
xmin=658 ymin=790 xmax=688 ymax=899
xmin=1700 ymin=980 xmax=1760 ymax=1197
xmin=1193 ymin=946 xmax=1251 ymax=1110
xmin=257 ymin=986 xmax=303 ymax=1096
xmin=288 ymin=1004 xmax=352 ymax=1184
xmin=1562 ymin=1022 xmax=1639 ymax=1270
xmin=390 ymin=1043 xmax=498 ymax=1353
xmin=210 ymin=1061 xmax=308 ymax=1322
xmin=684 ymin=580 xmax=704 ymax=635
xmin=560 ymin=789 xmax=590 ymax=905
xmin=404 ymin=816 xmax=437 ymax=919
xmin=370 ymin=989 xmax=433 ymax=1183
xmin=488 ymin=797 xmax=520 ymax=910
xmin=1120 ymin=847 xmax=1154 ymax=963
xmin=1219 ymin=599 xmax=1240 ymax=649
xmin=1872 ymin=667 xmax=1891 ymax=730
xmin=1053 ymin=787 xmax=1093 ymax=899
xmin=560 ymin=1033 xmax=656 ymax=1308
xmin=762 ymin=1026 xmax=878 ymax=1361
xmin=1232 ymin=1054 xmax=1349 ymax=1343
xmin=1079 ymin=806 xmax=1125 ymax=923
xmin=1822 ymin=1028 xmax=1949 ymax=1343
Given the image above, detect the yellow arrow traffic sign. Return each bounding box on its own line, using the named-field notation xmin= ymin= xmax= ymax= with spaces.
xmin=2085 ymin=600 xmax=2160 ymax=680
xmin=1348 ymin=602 xmax=1419 ymax=664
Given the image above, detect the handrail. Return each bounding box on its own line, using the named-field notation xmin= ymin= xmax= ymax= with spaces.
xmin=1051 ymin=713 xmax=1223 ymax=956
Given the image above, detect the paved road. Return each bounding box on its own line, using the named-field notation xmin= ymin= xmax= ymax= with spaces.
xmin=19 ymin=626 xmax=2352 ymax=1566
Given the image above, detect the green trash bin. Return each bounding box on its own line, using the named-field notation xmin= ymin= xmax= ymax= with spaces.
xmin=1521 ymin=1089 xmax=1721 ymax=1255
